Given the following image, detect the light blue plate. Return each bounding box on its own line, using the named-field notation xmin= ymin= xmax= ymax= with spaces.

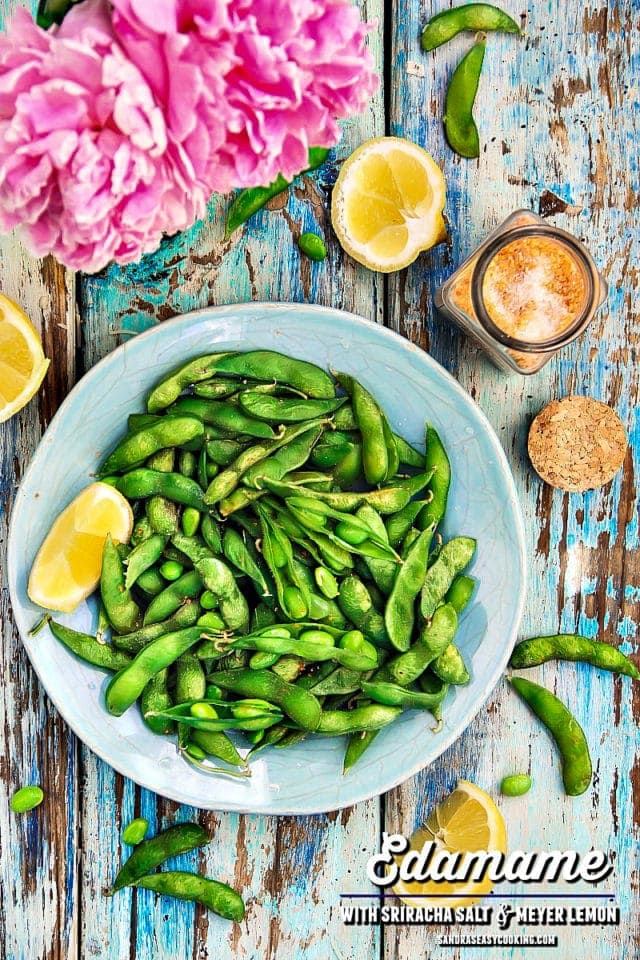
xmin=8 ymin=303 xmax=526 ymax=814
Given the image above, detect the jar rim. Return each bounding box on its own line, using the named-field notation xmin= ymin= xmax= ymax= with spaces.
xmin=470 ymin=224 xmax=599 ymax=352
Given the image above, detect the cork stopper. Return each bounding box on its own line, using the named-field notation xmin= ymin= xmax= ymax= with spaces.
xmin=528 ymin=396 xmax=628 ymax=492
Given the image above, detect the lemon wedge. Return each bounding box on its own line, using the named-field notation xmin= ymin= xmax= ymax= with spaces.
xmin=28 ymin=483 xmax=134 ymax=613
xmin=393 ymin=780 xmax=507 ymax=909
xmin=0 ymin=291 xmax=50 ymax=423
xmin=331 ymin=136 xmax=447 ymax=272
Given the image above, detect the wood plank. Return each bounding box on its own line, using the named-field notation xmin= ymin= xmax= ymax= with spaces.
xmin=0 ymin=234 xmax=78 ymax=959
xmin=386 ymin=1 xmax=638 ymax=958
xmin=75 ymin=2 xmax=386 ymax=957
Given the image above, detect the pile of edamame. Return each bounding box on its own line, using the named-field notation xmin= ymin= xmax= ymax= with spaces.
xmin=47 ymin=349 xmax=478 ymax=777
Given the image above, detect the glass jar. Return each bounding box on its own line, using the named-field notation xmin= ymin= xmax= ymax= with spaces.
xmin=434 ymin=210 xmax=608 ymax=374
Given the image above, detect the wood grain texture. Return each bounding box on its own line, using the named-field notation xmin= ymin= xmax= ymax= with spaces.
xmin=0 ymin=0 xmax=638 ymax=958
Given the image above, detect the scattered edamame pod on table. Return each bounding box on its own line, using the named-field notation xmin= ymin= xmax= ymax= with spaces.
xmin=421 ymin=3 xmax=521 ymax=51
xmin=443 ymin=40 xmax=486 ymax=159
xmin=510 ymin=634 xmax=639 ymax=678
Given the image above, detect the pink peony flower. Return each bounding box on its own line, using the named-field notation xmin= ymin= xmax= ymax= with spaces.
xmin=111 ymin=0 xmax=379 ymax=191
xmin=0 ymin=0 xmax=378 ymax=272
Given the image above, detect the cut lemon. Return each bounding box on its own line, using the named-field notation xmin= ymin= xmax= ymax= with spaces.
xmin=393 ymin=780 xmax=507 ymax=909
xmin=0 ymin=292 xmax=50 ymax=424
xmin=28 ymin=483 xmax=134 ymax=613
xmin=331 ymin=136 xmax=447 ymax=272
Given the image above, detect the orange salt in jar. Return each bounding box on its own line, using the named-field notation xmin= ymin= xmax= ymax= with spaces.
xmin=434 ymin=210 xmax=607 ymax=374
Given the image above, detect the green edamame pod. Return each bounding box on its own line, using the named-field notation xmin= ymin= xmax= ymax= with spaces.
xmin=100 ymin=417 xmax=204 ymax=475
xmin=143 ymin=570 xmax=203 ymax=625
xmin=171 ymin=397 xmax=277 ymax=439
xmin=224 ymin=147 xmax=329 ymax=238
xmin=385 ymin=526 xmax=434 ymax=651
xmin=135 ymin=871 xmax=244 ymax=922
xmin=422 ymin=3 xmax=521 ymax=51
xmin=117 ymin=469 xmax=206 ymax=511
xmin=105 ymin=627 xmax=205 ymax=716
xmin=101 ymin=535 xmax=142 ymax=635
xmin=147 ymin=354 xmax=234 ymax=413
xmin=338 ymin=577 xmax=390 ymax=647
xmin=385 ymin=604 xmax=458 ymax=686
xmin=336 ymin=373 xmax=388 ymax=484
xmin=181 ymin=507 xmax=201 ymax=537
xmin=131 ymin=516 xmax=154 ymax=546
xmin=213 ymin=349 xmax=335 ymax=400
xmin=141 ymin=668 xmax=174 ymax=734
xmin=382 ymin=413 xmax=400 ymax=481
xmin=190 ymin=728 xmax=246 ymax=768
xmin=361 ymin=680 xmax=448 ymax=712
xmin=316 ymin=704 xmax=401 ymax=735
xmin=223 ymin=527 xmax=272 ymax=598
xmin=421 ymin=537 xmax=476 ymax=619
xmin=205 ymin=438 xmax=248 ymax=466
xmin=193 ymin=378 xmax=241 ymax=400
xmin=446 ymin=574 xmax=476 ymax=615
xmin=241 ymin=424 xmax=323 ymax=489
xmin=207 ymin=668 xmax=322 ymax=731
xmin=418 ymin=424 xmax=450 ymax=531
xmin=175 ymin=653 xmax=207 ymax=703
xmin=510 ymin=635 xmax=639 ymax=679
xmin=124 ymin=534 xmax=167 ymax=589
xmin=392 ymin=434 xmax=425 ymax=468
xmin=169 ymin=533 xmax=213 ymax=565
xmin=343 ymin=730 xmax=379 ymax=774
xmin=508 ymin=677 xmax=592 ymax=796
xmin=178 ymin=450 xmax=197 ymax=478
xmin=113 ymin=601 xmax=202 ymax=654
xmin=201 ymin=514 xmax=223 ymax=554
xmin=443 ymin=40 xmax=486 ymax=159
xmin=309 ymin=666 xmax=365 ymax=696
xmin=111 ymin=822 xmax=210 ymax=891
xmin=48 ymin=619 xmax=132 ymax=671
xmin=196 ymin=558 xmax=250 ymax=633
xmin=262 ymin=478 xmax=411 ymax=515
xmin=311 ymin=435 xmax=355 ymax=469
xmin=430 ymin=643 xmax=470 ymax=685
xmin=238 ymin=392 xmax=344 ymax=423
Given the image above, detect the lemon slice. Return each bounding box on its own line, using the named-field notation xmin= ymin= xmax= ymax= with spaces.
xmin=28 ymin=483 xmax=134 ymax=613
xmin=331 ymin=136 xmax=447 ymax=272
xmin=393 ymin=780 xmax=507 ymax=909
xmin=0 ymin=291 xmax=50 ymax=424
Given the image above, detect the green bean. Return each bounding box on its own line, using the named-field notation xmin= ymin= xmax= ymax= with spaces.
xmin=421 ymin=537 xmax=476 ymax=619
xmin=113 ymin=601 xmax=202 ymax=654
xmin=385 ymin=604 xmax=458 ymax=686
xmin=135 ymin=871 xmax=244 ymax=922
xmin=510 ymin=635 xmax=639 ymax=679
xmin=500 ymin=774 xmax=532 ymax=797
xmin=316 ymin=704 xmax=401 ymax=735
xmin=124 ymin=534 xmax=167 ymax=589
xmin=11 ymin=784 xmax=44 ymax=813
xmin=143 ymin=570 xmax=203 ymax=625
xmin=147 ymin=354 xmax=235 ymax=413
xmin=196 ymin=558 xmax=250 ymax=633
xmin=213 ymin=349 xmax=335 ymax=400
xmin=122 ymin=818 xmax=149 ymax=845
xmin=207 ymin=668 xmax=322 ymax=730
xmin=443 ymin=40 xmax=485 ymax=159
xmin=422 ymin=3 xmax=521 ymax=51
xmin=418 ymin=424 xmax=450 ymax=531
xmin=239 ymin=391 xmax=344 ymax=423
xmin=110 ymin=822 xmax=210 ymax=891
xmin=141 ymin=668 xmax=174 ymax=734
xmin=224 ymin=147 xmax=329 ymax=238
xmin=48 ymin=619 xmax=131 ymax=671
xmin=343 ymin=730 xmax=378 ymax=774
xmin=385 ymin=526 xmax=434 ymax=651
xmin=446 ymin=574 xmax=476 ymax=614
xmin=117 ymin=469 xmax=206 ymax=511
xmin=101 ymin=535 xmax=141 ymax=634
xmin=508 ymin=676 xmax=592 ymax=796
xmin=100 ymin=417 xmax=204 ymax=475
xmin=361 ymin=680 xmax=448 ymax=712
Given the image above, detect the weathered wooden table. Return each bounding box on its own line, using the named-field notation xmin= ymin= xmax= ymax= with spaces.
xmin=1 ymin=1 xmax=637 ymax=958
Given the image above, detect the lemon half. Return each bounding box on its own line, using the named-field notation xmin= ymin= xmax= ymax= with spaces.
xmin=0 ymin=292 xmax=50 ymax=423
xmin=331 ymin=136 xmax=447 ymax=273
xmin=28 ymin=483 xmax=134 ymax=613
xmin=393 ymin=780 xmax=507 ymax=909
